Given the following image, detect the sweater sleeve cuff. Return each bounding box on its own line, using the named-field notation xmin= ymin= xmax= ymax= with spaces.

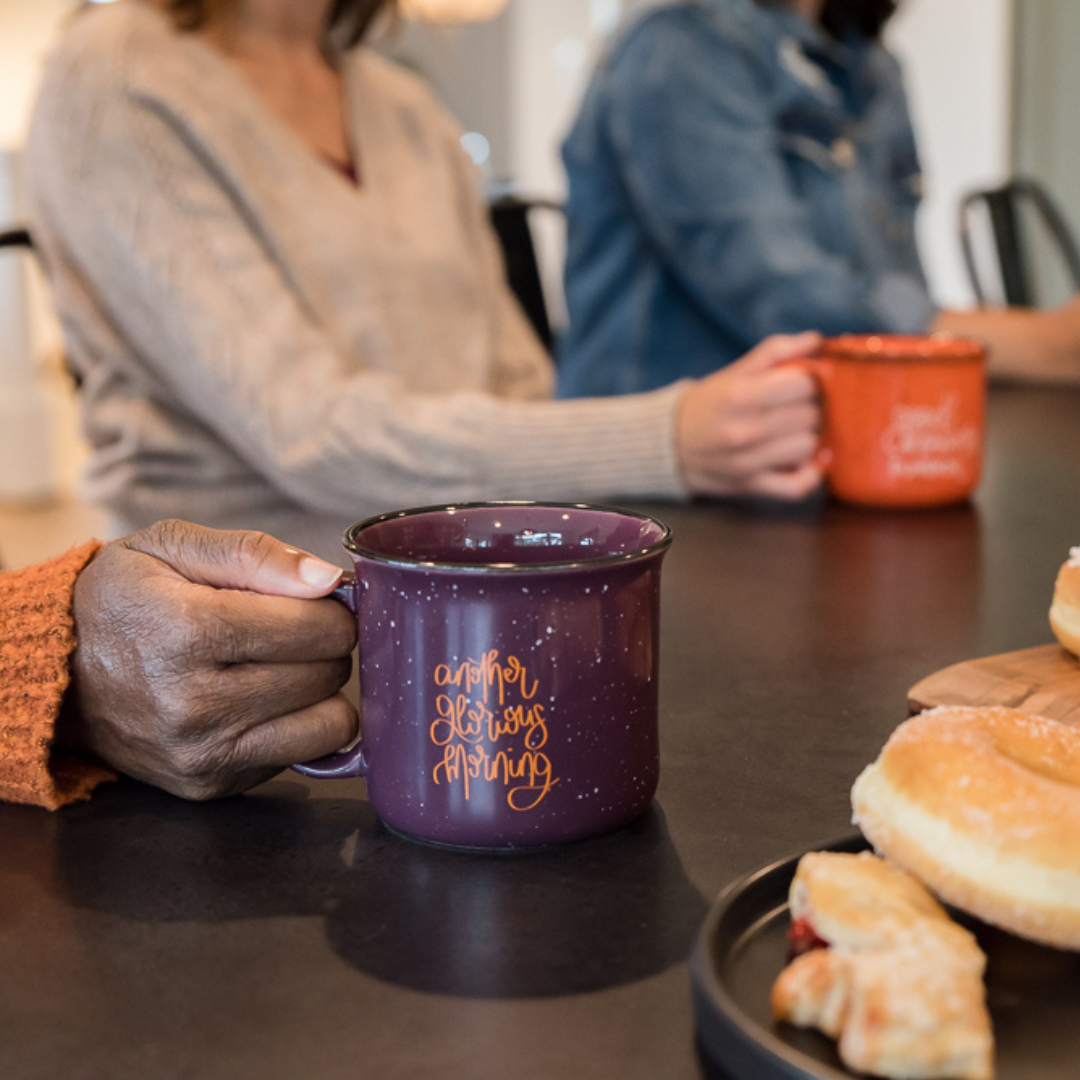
xmin=0 ymin=541 xmax=118 ymax=810
xmin=481 ymin=380 xmax=692 ymax=502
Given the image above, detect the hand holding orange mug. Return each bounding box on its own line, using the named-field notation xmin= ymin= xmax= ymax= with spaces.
xmin=808 ymin=334 xmax=987 ymax=508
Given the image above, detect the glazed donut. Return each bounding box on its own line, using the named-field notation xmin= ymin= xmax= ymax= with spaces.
xmin=1050 ymin=546 xmax=1080 ymax=657
xmin=852 ymin=705 xmax=1080 ymax=950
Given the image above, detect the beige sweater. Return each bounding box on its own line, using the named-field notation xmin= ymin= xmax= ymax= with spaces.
xmin=26 ymin=3 xmax=687 ymax=564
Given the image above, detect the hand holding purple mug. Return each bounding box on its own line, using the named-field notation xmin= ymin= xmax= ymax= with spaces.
xmin=57 ymin=520 xmax=359 ymax=800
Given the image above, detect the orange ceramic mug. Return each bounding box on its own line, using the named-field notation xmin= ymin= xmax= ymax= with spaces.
xmin=811 ymin=334 xmax=987 ymax=508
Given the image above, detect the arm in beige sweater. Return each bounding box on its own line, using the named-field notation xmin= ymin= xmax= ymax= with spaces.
xmin=27 ymin=5 xmax=685 ymax=526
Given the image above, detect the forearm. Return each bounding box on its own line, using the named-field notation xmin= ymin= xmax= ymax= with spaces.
xmin=932 ymin=304 xmax=1080 ymax=385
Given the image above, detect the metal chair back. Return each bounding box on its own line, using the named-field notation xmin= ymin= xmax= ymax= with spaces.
xmin=959 ymin=178 xmax=1080 ymax=307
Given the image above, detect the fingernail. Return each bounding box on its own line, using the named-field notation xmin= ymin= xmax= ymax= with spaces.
xmin=299 ymin=556 xmax=344 ymax=591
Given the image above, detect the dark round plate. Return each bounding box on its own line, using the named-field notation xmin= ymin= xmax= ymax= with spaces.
xmin=691 ymin=835 xmax=1080 ymax=1079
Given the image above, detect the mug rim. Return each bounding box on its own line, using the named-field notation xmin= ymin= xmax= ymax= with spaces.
xmin=820 ymin=332 xmax=986 ymax=363
xmin=342 ymin=500 xmax=673 ymax=573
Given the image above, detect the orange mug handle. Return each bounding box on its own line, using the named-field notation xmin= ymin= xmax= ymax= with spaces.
xmin=787 ymin=356 xmax=835 ymax=475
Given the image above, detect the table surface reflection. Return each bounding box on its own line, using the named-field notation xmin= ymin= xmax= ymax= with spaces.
xmin=3 ymin=385 xmax=1079 ymax=1080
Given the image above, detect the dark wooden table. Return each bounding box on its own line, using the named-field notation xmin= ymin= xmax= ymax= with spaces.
xmin=3 ymin=385 xmax=1079 ymax=1079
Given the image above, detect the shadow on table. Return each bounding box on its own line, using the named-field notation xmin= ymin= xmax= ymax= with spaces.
xmin=53 ymin=779 xmax=707 ymax=1000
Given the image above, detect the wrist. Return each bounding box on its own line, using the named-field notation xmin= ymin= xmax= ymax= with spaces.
xmin=672 ymin=380 xmax=698 ymax=493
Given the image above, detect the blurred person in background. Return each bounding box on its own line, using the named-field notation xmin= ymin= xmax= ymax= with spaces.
xmin=557 ymin=0 xmax=1080 ymax=399
xmin=25 ymin=0 xmax=827 ymax=567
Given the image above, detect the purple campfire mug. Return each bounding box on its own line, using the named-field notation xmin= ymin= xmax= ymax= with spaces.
xmin=294 ymin=501 xmax=672 ymax=850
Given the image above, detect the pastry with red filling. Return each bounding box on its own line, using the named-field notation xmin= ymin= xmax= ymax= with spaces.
xmin=771 ymin=850 xmax=993 ymax=1080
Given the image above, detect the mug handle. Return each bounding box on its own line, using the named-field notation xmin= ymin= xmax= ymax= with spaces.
xmin=291 ymin=571 xmax=370 ymax=780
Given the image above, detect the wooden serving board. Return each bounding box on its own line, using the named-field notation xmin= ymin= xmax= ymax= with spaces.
xmin=907 ymin=643 xmax=1080 ymax=726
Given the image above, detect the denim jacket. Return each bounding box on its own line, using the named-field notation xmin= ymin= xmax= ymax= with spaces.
xmin=557 ymin=0 xmax=937 ymax=397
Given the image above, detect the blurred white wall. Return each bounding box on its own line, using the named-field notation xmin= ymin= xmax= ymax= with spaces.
xmin=0 ymin=0 xmax=71 ymax=150
xmin=507 ymin=0 xmax=597 ymax=198
xmin=1011 ymin=1 xmax=1080 ymax=309
xmin=506 ymin=0 xmax=652 ymax=198
xmin=888 ymin=0 xmax=1014 ymax=308
xmin=0 ymin=0 xmax=79 ymax=501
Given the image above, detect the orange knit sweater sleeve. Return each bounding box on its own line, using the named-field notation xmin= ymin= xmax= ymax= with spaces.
xmin=0 ymin=541 xmax=118 ymax=809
